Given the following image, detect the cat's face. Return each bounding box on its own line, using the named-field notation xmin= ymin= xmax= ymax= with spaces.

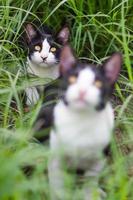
xmin=25 ymin=23 xmax=70 ymax=67
xmin=59 ymin=46 xmax=122 ymax=111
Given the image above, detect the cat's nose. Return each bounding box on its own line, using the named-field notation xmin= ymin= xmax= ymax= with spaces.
xmin=41 ymin=56 xmax=47 ymax=61
xmin=79 ymin=90 xmax=87 ymax=100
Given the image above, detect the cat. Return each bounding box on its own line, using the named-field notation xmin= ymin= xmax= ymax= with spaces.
xmin=24 ymin=23 xmax=70 ymax=106
xmin=34 ymin=45 xmax=122 ymax=199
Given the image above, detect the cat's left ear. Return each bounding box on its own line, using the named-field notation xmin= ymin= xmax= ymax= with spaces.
xmin=103 ymin=53 xmax=122 ymax=84
xmin=60 ymin=45 xmax=76 ymax=76
xmin=25 ymin=23 xmax=38 ymax=43
xmin=57 ymin=26 xmax=70 ymax=45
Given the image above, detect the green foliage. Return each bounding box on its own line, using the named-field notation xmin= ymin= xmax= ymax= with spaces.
xmin=0 ymin=0 xmax=133 ymax=199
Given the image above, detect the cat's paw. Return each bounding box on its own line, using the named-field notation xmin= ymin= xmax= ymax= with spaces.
xmin=84 ymin=187 xmax=106 ymax=200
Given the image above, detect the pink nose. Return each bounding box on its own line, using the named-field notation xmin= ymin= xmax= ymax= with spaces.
xmin=79 ymin=90 xmax=87 ymax=100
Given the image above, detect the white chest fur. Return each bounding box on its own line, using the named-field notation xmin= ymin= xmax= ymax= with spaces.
xmin=50 ymin=101 xmax=114 ymax=165
xmin=25 ymin=58 xmax=59 ymax=105
xmin=27 ymin=57 xmax=59 ymax=79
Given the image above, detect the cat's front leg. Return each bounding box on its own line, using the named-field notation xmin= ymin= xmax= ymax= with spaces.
xmin=48 ymin=131 xmax=67 ymax=200
xmin=83 ymin=180 xmax=106 ymax=200
xmin=25 ymin=87 xmax=40 ymax=106
xmin=83 ymin=159 xmax=106 ymax=200
xmin=48 ymin=155 xmax=66 ymax=200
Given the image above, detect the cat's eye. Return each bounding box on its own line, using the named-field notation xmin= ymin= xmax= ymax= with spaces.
xmin=68 ymin=76 xmax=77 ymax=84
xmin=50 ymin=47 xmax=56 ymax=52
xmin=94 ymin=80 xmax=103 ymax=88
xmin=34 ymin=45 xmax=41 ymax=51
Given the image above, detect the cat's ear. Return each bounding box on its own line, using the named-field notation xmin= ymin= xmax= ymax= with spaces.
xmin=103 ymin=53 xmax=122 ymax=84
xmin=25 ymin=23 xmax=38 ymax=43
xmin=60 ymin=45 xmax=76 ymax=76
xmin=57 ymin=26 xmax=70 ymax=45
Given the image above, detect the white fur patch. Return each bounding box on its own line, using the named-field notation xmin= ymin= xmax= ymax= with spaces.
xmin=65 ymin=68 xmax=100 ymax=109
xmin=52 ymin=101 xmax=114 ymax=161
xmin=25 ymin=87 xmax=40 ymax=106
xmin=27 ymin=58 xmax=59 ymax=79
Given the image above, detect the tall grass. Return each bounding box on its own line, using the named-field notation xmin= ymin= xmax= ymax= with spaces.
xmin=0 ymin=0 xmax=133 ymax=199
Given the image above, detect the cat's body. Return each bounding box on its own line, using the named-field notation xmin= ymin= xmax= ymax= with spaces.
xmin=51 ymin=101 xmax=113 ymax=163
xmin=49 ymin=102 xmax=113 ymax=200
xmin=34 ymin=45 xmax=122 ymax=199
xmin=25 ymin=23 xmax=70 ymax=105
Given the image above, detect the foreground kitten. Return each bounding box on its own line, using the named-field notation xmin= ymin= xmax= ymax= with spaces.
xmin=35 ymin=46 xmax=122 ymax=199
xmin=24 ymin=23 xmax=70 ymax=105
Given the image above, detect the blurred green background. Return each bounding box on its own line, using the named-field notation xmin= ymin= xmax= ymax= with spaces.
xmin=0 ymin=0 xmax=133 ymax=199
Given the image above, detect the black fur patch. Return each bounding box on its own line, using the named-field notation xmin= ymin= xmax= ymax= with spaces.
xmin=33 ymin=104 xmax=54 ymax=143
xmin=43 ymin=78 xmax=60 ymax=103
xmin=103 ymin=144 xmax=111 ymax=157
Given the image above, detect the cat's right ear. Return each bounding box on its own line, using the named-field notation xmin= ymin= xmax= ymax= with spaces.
xmin=57 ymin=26 xmax=70 ymax=45
xmin=25 ymin=23 xmax=38 ymax=43
xmin=103 ymin=53 xmax=122 ymax=85
xmin=60 ymin=45 xmax=76 ymax=76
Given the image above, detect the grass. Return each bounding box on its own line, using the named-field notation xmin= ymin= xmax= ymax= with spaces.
xmin=0 ymin=0 xmax=133 ymax=199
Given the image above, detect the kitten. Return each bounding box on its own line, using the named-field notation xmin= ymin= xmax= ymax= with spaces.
xmin=35 ymin=45 xmax=122 ymax=199
xmin=24 ymin=23 xmax=70 ymax=106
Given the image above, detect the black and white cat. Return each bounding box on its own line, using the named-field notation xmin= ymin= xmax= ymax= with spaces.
xmin=35 ymin=45 xmax=122 ymax=199
xmin=24 ymin=23 xmax=70 ymax=105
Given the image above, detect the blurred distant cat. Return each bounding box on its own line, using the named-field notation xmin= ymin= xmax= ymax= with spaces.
xmin=35 ymin=45 xmax=122 ymax=199
xmin=24 ymin=23 xmax=70 ymax=105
